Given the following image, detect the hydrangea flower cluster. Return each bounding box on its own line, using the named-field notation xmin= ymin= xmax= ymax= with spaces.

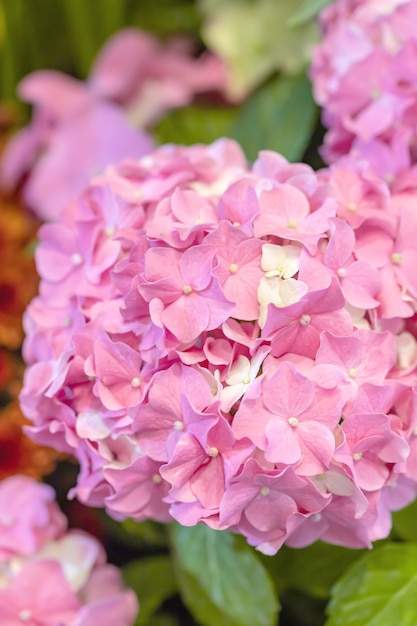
xmin=20 ymin=138 xmax=417 ymax=554
xmin=310 ymin=0 xmax=417 ymax=167
xmin=0 ymin=475 xmax=138 ymax=625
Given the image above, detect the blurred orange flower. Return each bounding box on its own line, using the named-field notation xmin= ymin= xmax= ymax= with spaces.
xmin=0 ymin=255 xmax=38 ymax=349
xmin=0 ymin=400 xmax=60 ymax=480
xmin=0 ymin=108 xmax=39 ymax=350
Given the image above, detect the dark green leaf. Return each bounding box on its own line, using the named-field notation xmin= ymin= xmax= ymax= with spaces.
xmin=103 ymin=515 xmax=168 ymax=549
xmin=145 ymin=613 xmax=180 ymax=626
xmin=392 ymin=497 xmax=417 ymax=541
xmin=154 ymin=106 xmax=237 ymax=147
xmin=288 ymin=0 xmax=333 ymax=27
xmin=261 ymin=542 xmax=365 ymax=599
xmin=123 ymin=555 xmax=177 ymax=626
xmin=171 ymin=524 xmax=279 ymax=626
xmin=127 ymin=0 xmax=201 ymax=38
xmin=121 ymin=518 xmax=168 ymax=547
xmin=230 ymin=73 xmax=318 ymax=163
xmin=326 ymin=542 xmax=417 ymax=626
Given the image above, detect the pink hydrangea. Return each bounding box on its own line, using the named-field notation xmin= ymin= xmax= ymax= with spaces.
xmin=310 ymin=0 xmax=417 ymax=172
xmin=19 ymin=139 xmax=417 ymax=554
xmin=0 ymin=476 xmax=138 ymax=626
xmin=0 ymin=28 xmax=228 ymax=221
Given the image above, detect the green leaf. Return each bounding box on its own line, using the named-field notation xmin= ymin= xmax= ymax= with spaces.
xmin=123 ymin=555 xmax=177 ymax=626
xmin=262 ymin=542 xmax=365 ymax=599
xmin=144 ymin=613 xmax=180 ymax=626
xmin=326 ymin=542 xmax=417 ymax=626
xmin=171 ymin=524 xmax=279 ymax=626
xmin=127 ymin=0 xmax=201 ymax=38
xmin=288 ymin=0 xmax=333 ymax=27
xmin=230 ymin=72 xmax=318 ymax=163
xmin=121 ymin=518 xmax=169 ymax=548
xmin=392 ymin=498 xmax=417 ymax=541
xmin=102 ymin=514 xmax=168 ymax=549
xmin=154 ymin=106 xmax=237 ymax=147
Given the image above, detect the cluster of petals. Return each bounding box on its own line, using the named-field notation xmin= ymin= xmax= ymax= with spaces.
xmin=310 ymin=0 xmax=417 ymax=166
xmin=0 ymin=475 xmax=138 ymax=625
xmin=20 ymin=138 xmax=417 ymax=554
xmin=0 ymin=28 xmax=228 ymax=220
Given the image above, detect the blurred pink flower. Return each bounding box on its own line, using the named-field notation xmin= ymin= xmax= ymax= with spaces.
xmin=0 ymin=28 xmax=228 ymax=220
xmin=0 ymin=475 xmax=138 ymax=625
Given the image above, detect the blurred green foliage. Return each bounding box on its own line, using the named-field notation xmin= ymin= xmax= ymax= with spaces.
xmin=0 ymin=0 xmax=201 ymax=100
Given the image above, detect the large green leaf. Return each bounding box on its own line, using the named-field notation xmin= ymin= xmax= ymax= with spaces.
xmin=145 ymin=613 xmax=180 ymax=626
xmin=123 ymin=555 xmax=177 ymax=626
xmin=230 ymin=72 xmax=318 ymax=163
xmin=392 ymin=498 xmax=417 ymax=541
xmin=326 ymin=542 xmax=417 ymax=626
xmin=171 ymin=524 xmax=279 ymax=626
xmin=262 ymin=542 xmax=365 ymax=599
xmin=154 ymin=105 xmax=237 ymax=147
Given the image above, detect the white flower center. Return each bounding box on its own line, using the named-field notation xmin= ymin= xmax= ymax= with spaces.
xmin=182 ymin=285 xmax=193 ymax=295
xmin=260 ymin=486 xmax=270 ymax=496
xmin=71 ymin=253 xmax=83 ymax=266
xmin=131 ymin=377 xmax=141 ymax=387
xmin=288 ymin=417 xmax=299 ymax=427
xmin=19 ymin=610 xmax=32 ymax=623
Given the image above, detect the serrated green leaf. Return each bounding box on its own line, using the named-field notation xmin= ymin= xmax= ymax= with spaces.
xmin=392 ymin=498 xmax=417 ymax=541
xmin=230 ymin=72 xmax=318 ymax=163
xmin=154 ymin=106 xmax=237 ymax=147
xmin=171 ymin=524 xmax=279 ymax=626
xmin=326 ymin=542 xmax=417 ymax=626
xmin=288 ymin=0 xmax=333 ymax=27
xmin=262 ymin=542 xmax=364 ymax=599
xmin=123 ymin=555 xmax=177 ymax=626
